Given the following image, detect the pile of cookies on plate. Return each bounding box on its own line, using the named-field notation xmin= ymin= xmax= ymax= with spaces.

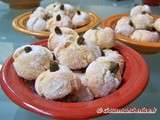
xmin=115 ymin=5 xmax=160 ymax=42
xmin=13 ymin=25 xmax=124 ymax=102
xmin=27 ymin=2 xmax=90 ymax=32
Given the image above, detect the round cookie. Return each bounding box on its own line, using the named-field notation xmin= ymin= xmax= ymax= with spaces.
xmin=45 ymin=3 xmax=63 ymax=17
xmin=46 ymin=13 xmax=72 ymax=30
xmin=54 ymin=36 xmax=101 ymax=70
xmin=27 ymin=17 xmax=46 ymax=32
xmin=13 ymin=45 xmax=53 ymax=80
xmin=130 ymin=14 xmax=154 ymax=29
xmin=84 ymin=55 xmax=123 ymax=98
xmin=115 ymin=17 xmax=134 ymax=36
xmin=48 ymin=26 xmax=78 ymax=51
xmin=72 ymin=10 xmax=90 ymax=28
xmin=131 ymin=30 xmax=160 ymax=42
xmin=30 ymin=7 xmax=46 ymax=18
xmin=45 ymin=3 xmax=75 ymax=18
xmin=130 ymin=5 xmax=151 ymax=17
xmin=35 ymin=61 xmax=81 ymax=100
xmin=83 ymin=27 xmax=115 ymax=49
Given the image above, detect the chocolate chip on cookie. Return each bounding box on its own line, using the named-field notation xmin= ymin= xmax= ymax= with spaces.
xmin=142 ymin=11 xmax=147 ymax=14
xmin=64 ymin=42 xmax=71 ymax=48
xmin=77 ymin=10 xmax=81 ymax=15
xmin=50 ymin=61 xmax=59 ymax=72
xmin=55 ymin=26 xmax=62 ymax=35
xmin=43 ymin=14 xmax=51 ymax=21
xmin=129 ymin=20 xmax=134 ymax=27
xmin=77 ymin=36 xmax=85 ymax=45
xmin=101 ymin=50 xmax=105 ymax=56
xmin=146 ymin=26 xmax=156 ymax=32
xmin=52 ymin=53 xmax=56 ymax=60
xmin=109 ymin=62 xmax=119 ymax=74
xmin=60 ymin=4 xmax=65 ymax=10
xmin=24 ymin=46 xmax=32 ymax=53
xmin=53 ymin=4 xmax=56 ymax=8
xmin=56 ymin=14 xmax=61 ymax=21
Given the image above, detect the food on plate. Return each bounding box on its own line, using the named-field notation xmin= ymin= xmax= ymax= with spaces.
xmin=12 ymin=27 xmax=124 ymax=102
xmin=84 ymin=50 xmax=124 ymax=98
xmin=46 ymin=13 xmax=72 ymax=30
xmin=26 ymin=7 xmax=47 ymax=32
xmin=30 ymin=7 xmax=46 ymax=18
xmin=115 ymin=17 xmax=134 ymax=36
xmin=45 ymin=3 xmax=75 ymax=18
xmin=26 ymin=17 xmax=46 ymax=32
xmin=130 ymin=5 xmax=151 ymax=17
xmin=62 ymin=3 xmax=76 ymax=18
xmin=102 ymin=49 xmax=124 ymax=75
xmin=131 ymin=30 xmax=159 ymax=42
xmin=35 ymin=61 xmax=81 ymax=100
xmin=83 ymin=27 xmax=115 ymax=49
xmin=54 ymin=36 xmax=101 ymax=70
xmin=13 ymin=45 xmax=53 ymax=80
xmin=45 ymin=2 xmax=62 ymax=17
xmin=26 ymin=2 xmax=90 ymax=32
xmin=72 ymin=10 xmax=90 ymax=28
xmin=48 ymin=26 xmax=78 ymax=51
xmin=114 ymin=5 xmax=160 ymax=42
xmin=130 ymin=14 xmax=153 ymax=29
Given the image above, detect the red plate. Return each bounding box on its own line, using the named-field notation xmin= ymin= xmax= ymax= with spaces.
xmin=0 ymin=40 xmax=149 ymax=119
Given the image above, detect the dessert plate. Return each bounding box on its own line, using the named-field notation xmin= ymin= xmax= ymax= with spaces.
xmin=12 ymin=11 xmax=100 ymax=38
xmin=0 ymin=40 xmax=149 ymax=119
xmin=101 ymin=14 xmax=160 ymax=54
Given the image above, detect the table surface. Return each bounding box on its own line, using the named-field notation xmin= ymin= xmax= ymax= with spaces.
xmin=0 ymin=0 xmax=160 ymax=120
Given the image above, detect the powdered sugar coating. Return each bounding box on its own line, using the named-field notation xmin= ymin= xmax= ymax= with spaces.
xmin=84 ymin=57 xmax=122 ymax=98
xmin=13 ymin=45 xmax=53 ymax=80
xmin=131 ymin=30 xmax=160 ymax=42
xmin=45 ymin=3 xmax=75 ymax=18
xmin=115 ymin=17 xmax=134 ymax=36
xmin=130 ymin=5 xmax=151 ymax=17
xmin=63 ymin=3 xmax=75 ymax=18
xmin=131 ymin=14 xmax=153 ymax=29
xmin=54 ymin=37 xmax=101 ymax=70
xmin=27 ymin=3 xmax=91 ymax=32
xmin=45 ymin=3 xmax=63 ymax=17
xmin=46 ymin=14 xmax=72 ymax=30
xmin=30 ymin=7 xmax=46 ymax=18
xmin=102 ymin=49 xmax=124 ymax=75
xmin=48 ymin=27 xmax=78 ymax=51
xmin=27 ymin=17 xmax=46 ymax=32
xmin=35 ymin=65 xmax=81 ymax=100
xmin=83 ymin=27 xmax=115 ymax=49
xmin=72 ymin=11 xmax=90 ymax=28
